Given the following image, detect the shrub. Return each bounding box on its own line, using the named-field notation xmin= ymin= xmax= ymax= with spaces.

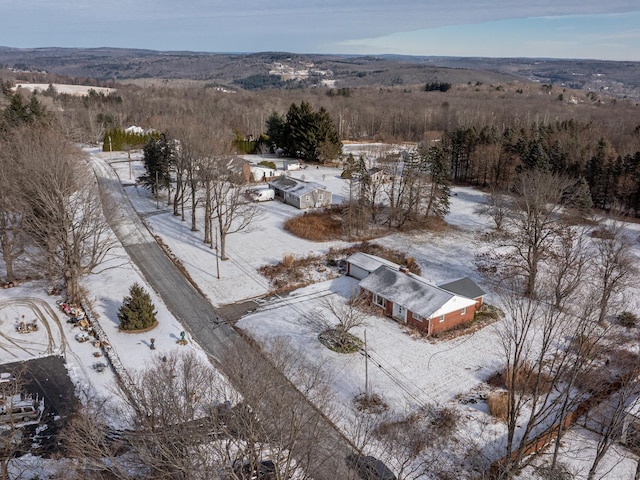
xmin=258 ymin=160 xmax=276 ymax=170
xmin=618 ymin=311 xmax=638 ymax=328
xmin=591 ymin=228 xmax=614 ymax=239
xmin=487 ymin=391 xmax=509 ymax=421
xmin=282 ymin=253 xmax=295 ymax=269
xmin=118 ymin=283 xmax=157 ymax=331
xmin=354 ymin=392 xmax=388 ymax=414
xmin=503 ymin=361 xmax=552 ymax=395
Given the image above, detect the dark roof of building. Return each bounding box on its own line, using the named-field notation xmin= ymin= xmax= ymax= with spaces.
xmin=267 ymin=176 xmax=328 ymax=197
xmin=437 ymin=277 xmax=486 ymax=299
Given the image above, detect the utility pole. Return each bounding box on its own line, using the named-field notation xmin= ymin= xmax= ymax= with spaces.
xmin=364 ymin=329 xmax=369 ymax=399
xmin=214 ymin=226 xmax=220 ymax=279
xmin=155 ymin=170 xmax=159 ymax=209
xmin=128 ymin=148 xmax=132 ymax=180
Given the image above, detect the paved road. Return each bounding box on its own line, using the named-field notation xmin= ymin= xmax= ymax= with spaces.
xmin=90 ymin=155 xmax=358 ymax=480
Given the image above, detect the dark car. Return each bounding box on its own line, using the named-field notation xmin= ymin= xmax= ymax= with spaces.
xmin=346 ymin=454 xmax=397 ymax=480
xmin=232 ymin=459 xmax=276 ymax=479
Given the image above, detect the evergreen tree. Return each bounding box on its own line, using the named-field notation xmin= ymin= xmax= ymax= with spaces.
xmin=265 ymin=112 xmax=286 ymax=153
xmin=118 ymin=283 xmax=157 ymax=331
xmin=315 ymin=107 xmax=342 ymax=163
xmin=285 ymin=101 xmax=317 ymax=160
xmin=139 ymin=134 xmax=174 ymax=196
xmin=422 ymin=144 xmax=451 ymax=219
xmin=341 ymin=153 xmax=357 ymax=178
xmin=267 ymin=102 xmax=342 ymax=162
xmin=2 ymin=92 xmax=49 ymax=129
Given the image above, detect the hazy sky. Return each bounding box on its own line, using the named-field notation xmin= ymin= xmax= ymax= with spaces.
xmin=2 ymin=1 xmax=639 ymax=60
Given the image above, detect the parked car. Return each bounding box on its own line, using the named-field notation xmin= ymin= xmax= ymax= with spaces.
xmin=232 ymin=459 xmax=276 ymax=479
xmin=346 ymin=454 xmax=396 ymax=480
xmin=246 ymin=187 xmax=275 ymax=202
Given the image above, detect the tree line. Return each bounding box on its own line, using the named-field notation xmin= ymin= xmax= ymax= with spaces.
xmin=439 ymin=120 xmax=640 ymax=216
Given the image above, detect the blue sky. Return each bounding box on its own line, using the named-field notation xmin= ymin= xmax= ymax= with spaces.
xmin=1 ymin=1 xmax=639 ymax=60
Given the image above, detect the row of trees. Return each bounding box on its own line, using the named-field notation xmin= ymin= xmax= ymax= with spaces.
xmin=139 ymin=125 xmax=258 ymax=261
xmin=0 ymin=88 xmax=116 ymax=302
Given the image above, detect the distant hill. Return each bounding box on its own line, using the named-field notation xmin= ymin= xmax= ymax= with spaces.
xmin=1 ymin=47 xmax=639 ymax=97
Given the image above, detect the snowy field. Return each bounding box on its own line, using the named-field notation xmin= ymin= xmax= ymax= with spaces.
xmin=1 ymin=145 xmax=640 ymax=478
xmin=12 ymin=83 xmax=115 ymax=96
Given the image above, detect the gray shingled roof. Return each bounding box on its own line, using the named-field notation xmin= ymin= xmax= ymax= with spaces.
xmin=346 ymin=252 xmax=400 ymax=274
xmin=268 ymin=176 xmax=327 ymax=198
xmin=359 ymin=266 xmax=454 ymax=319
xmin=437 ymin=277 xmax=486 ymax=299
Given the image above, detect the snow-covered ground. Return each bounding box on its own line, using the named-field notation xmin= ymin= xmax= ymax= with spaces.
xmin=2 ymin=145 xmax=640 ymax=478
xmin=12 ymin=83 xmax=116 ymax=96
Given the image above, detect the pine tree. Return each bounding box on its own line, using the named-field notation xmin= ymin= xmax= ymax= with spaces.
xmin=118 ymin=283 xmax=158 ymax=331
xmin=139 ymin=134 xmax=174 ymax=196
xmin=265 ymin=112 xmax=286 ymax=153
xmin=271 ymin=102 xmax=342 ymax=162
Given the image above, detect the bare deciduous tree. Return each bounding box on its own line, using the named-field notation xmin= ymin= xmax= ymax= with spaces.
xmin=0 ymin=144 xmax=24 ymax=284
xmin=476 ymin=186 xmax=512 ymax=232
xmin=9 ymin=126 xmax=117 ymax=302
xmin=489 ymin=170 xmax=574 ymax=297
xmin=320 ymin=291 xmax=370 ymax=351
xmin=591 ymin=219 xmax=637 ymax=325
xmin=199 ymin=156 xmax=258 ymax=261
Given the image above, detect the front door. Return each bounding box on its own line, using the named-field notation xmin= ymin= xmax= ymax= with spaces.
xmin=393 ymin=304 xmax=407 ymax=323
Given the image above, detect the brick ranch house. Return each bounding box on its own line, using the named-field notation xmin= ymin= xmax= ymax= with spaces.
xmin=346 ymin=252 xmax=485 ymax=336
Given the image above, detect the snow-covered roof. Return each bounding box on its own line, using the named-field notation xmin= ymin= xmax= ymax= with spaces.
xmin=346 ymin=252 xmax=400 ymax=274
xmin=125 ymin=125 xmax=144 ymax=134
xmin=249 ymin=164 xmax=275 ymax=172
xmin=268 ymin=176 xmax=328 ymax=197
xmin=438 ymin=277 xmax=486 ymax=299
xmin=360 ymin=266 xmax=476 ymax=319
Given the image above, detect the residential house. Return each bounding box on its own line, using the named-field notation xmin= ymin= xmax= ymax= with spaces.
xmin=268 ymin=176 xmax=332 ymax=210
xmin=223 ymin=157 xmax=277 ymax=183
xmin=346 ymin=253 xmax=485 ymax=336
xmin=249 ymin=164 xmax=277 ymax=182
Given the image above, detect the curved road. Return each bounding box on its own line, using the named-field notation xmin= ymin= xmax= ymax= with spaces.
xmin=90 ymin=154 xmax=358 ymax=480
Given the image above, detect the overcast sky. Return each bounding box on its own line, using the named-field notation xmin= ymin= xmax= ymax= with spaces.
xmin=1 ymin=1 xmax=639 ymax=60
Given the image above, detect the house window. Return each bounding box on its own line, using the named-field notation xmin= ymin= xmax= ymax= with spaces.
xmin=373 ymin=294 xmax=386 ymax=307
xmin=413 ymin=313 xmax=424 ymax=322
xmin=461 ymin=307 xmax=467 ymax=315
xmin=439 ymin=314 xmax=445 ymax=323
xmin=305 ymin=195 xmax=310 ymax=202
